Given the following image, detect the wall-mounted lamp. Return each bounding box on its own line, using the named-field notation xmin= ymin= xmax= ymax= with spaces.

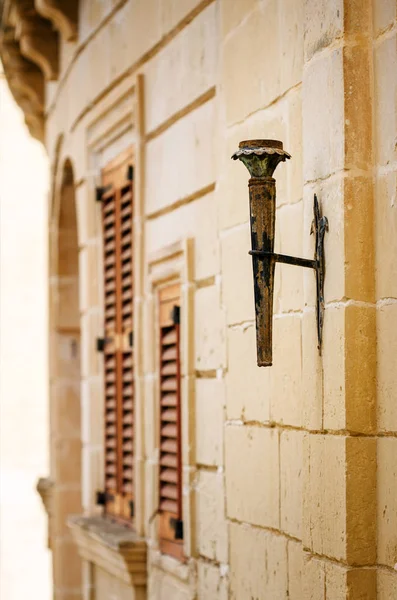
xmin=232 ymin=139 xmax=328 ymax=367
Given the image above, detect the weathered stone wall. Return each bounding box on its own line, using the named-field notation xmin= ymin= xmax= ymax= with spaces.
xmin=42 ymin=0 xmax=397 ymax=598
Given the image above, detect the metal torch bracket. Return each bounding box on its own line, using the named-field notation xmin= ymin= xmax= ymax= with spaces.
xmin=249 ymin=194 xmax=328 ymax=352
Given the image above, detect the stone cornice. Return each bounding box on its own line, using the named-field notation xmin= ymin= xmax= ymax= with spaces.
xmin=68 ymin=515 xmax=147 ymax=589
xmin=34 ymin=0 xmax=78 ymax=41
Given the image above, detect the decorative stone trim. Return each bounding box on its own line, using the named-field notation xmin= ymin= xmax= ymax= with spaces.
xmin=14 ymin=8 xmax=59 ymax=80
xmin=1 ymin=35 xmax=44 ymax=110
xmin=36 ymin=477 xmax=54 ymax=548
xmin=68 ymin=516 xmax=147 ymax=590
xmin=34 ymin=0 xmax=78 ymax=42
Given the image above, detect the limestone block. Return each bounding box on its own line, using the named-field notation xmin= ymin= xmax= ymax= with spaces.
xmin=81 ymin=376 xmax=104 ymax=447
xmin=197 ymin=561 xmax=228 ymax=600
xmin=195 ymin=378 xmax=224 ymax=466
xmin=144 ymin=375 xmax=157 ymax=460
xmin=54 ymin=437 xmax=82 ymax=486
xmin=302 ymin=49 xmax=344 ymax=183
xmin=53 ymin=537 xmax=82 ymax=589
xmin=53 ymin=486 xmax=81 ymax=538
xmin=303 ymin=0 xmax=343 ymax=61
xmin=95 ymin=565 xmax=136 ymax=600
xmin=377 ymin=438 xmax=397 ymax=567
xmin=220 ymin=0 xmax=258 ymax=37
xmin=225 ymin=324 xmax=270 ymax=422
xmin=288 ymin=541 xmax=303 ymax=600
xmin=195 ymin=284 xmax=226 ymax=370
xmin=345 ymin=437 xmax=376 ymax=565
xmin=196 ymin=471 xmax=228 ymax=563
xmin=286 ymin=88 xmax=304 ymax=206
xmin=222 ymin=0 xmax=303 ymax=126
xmin=144 ymin=460 xmax=158 ymax=540
xmin=75 ymin=182 xmax=99 ymax=248
xmin=81 ymin=309 xmax=102 ymax=379
xmin=148 ymin=568 xmax=193 ymax=600
xmin=52 ymin=380 xmax=81 ymax=440
xmin=221 ymin=223 xmax=255 ymax=325
xmin=271 ymin=316 xmax=303 ymax=427
xmin=145 ymin=2 xmax=218 ymax=134
xmin=344 ymin=175 xmax=375 ymax=303
xmin=325 ymin=563 xmax=376 ymax=599
xmin=82 ymin=445 xmax=103 ymax=512
xmin=145 ymin=192 xmax=219 ymax=281
xmin=302 ymin=309 xmax=322 ymax=430
xmin=53 ymin=331 xmax=81 ymax=380
xmin=280 ymin=430 xmax=303 ymax=539
xmin=303 ymin=434 xmax=376 ymax=564
xmin=278 ymin=0 xmax=304 ymax=94
xmin=159 ymin=0 xmax=203 ymax=35
xmin=302 ymin=555 xmax=325 ymax=600
xmin=344 ymin=45 xmax=372 ymax=172
xmin=374 ymin=34 xmax=397 ymax=168
xmin=57 ymin=277 xmax=80 ymax=329
xmin=377 ymin=570 xmax=397 ymax=600
xmin=302 ymin=434 xmax=347 ymax=560
xmin=229 ymin=522 xmax=288 ymax=599
xmin=378 ymin=304 xmax=397 ymax=432
xmin=274 ymin=202 xmax=304 ymax=313
xmin=78 ymin=242 xmax=100 ymax=315
xmin=373 ymin=0 xmax=397 ymax=35
xmin=344 ymin=305 xmax=376 ymax=434
xmin=375 ymin=171 xmax=397 ymax=301
xmin=58 ymin=228 xmax=79 ymax=277
xmin=323 ymin=305 xmax=376 ymax=434
xmin=322 ymin=306 xmax=345 ymax=430
xmin=222 ymin=2 xmax=279 ymax=125
xmin=145 ymin=99 xmax=216 ymax=215
xmin=225 ymin=425 xmax=279 ymax=528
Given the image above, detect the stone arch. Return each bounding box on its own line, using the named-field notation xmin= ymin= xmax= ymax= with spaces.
xmin=49 ymin=157 xmax=82 ymax=600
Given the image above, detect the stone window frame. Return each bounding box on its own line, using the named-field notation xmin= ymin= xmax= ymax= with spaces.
xmin=146 ymin=238 xmax=196 ymax=564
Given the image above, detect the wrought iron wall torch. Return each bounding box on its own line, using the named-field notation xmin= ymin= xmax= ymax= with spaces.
xmin=232 ymin=139 xmax=328 ymax=367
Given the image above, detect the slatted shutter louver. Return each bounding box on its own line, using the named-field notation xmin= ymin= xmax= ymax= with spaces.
xmin=158 ymin=285 xmax=184 ymax=560
xmin=102 ymin=186 xmax=118 ymax=503
xmin=100 ymin=152 xmax=134 ymax=521
xmin=120 ymin=180 xmax=134 ymax=512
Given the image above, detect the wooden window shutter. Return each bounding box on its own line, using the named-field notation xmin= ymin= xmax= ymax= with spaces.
xmin=99 ymin=151 xmax=134 ymax=522
xmin=158 ymin=284 xmax=184 ymax=560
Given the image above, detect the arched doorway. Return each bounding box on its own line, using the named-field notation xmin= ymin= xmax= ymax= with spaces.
xmin=50 ymin=159 xmax=82 ymax=599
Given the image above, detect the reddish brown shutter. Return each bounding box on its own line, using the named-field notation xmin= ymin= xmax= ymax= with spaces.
xmin=102 ymin=186 xmax=119 ymax=505
xmin=158 ymin=285 xmax=184 ymax=560
xmin=119 ymin=178 xmax=134 ymax=518
xmin=100 ymin=152 xmax=134 ymax=521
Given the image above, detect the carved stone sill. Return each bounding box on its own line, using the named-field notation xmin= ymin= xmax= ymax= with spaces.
xmin=68 ymin=516 xmax=147 ymax=590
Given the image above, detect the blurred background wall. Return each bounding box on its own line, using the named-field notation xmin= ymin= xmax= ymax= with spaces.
xmin=0 ymin=61 xmax=51 ymax=600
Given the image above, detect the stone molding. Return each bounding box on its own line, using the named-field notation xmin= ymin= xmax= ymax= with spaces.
xmin=68 ymin=516 xmax=147 ymax=589
xmin=36 ymin=476 xmax=54 ymax=548
xmin=14 ymin=3 xmax=59 ymax=81
xmin=34 ymin=0 xmax=78 ymax=41
xmin=0 ymin=0 xmax=62 ymax=140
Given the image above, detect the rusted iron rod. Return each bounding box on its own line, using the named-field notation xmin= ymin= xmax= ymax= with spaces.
xmin=249 ymin=250 xmax=317 ymax=270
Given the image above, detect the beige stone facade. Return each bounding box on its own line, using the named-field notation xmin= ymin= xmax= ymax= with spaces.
xmin=0 ymin=0 xmax=396 ymax=598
